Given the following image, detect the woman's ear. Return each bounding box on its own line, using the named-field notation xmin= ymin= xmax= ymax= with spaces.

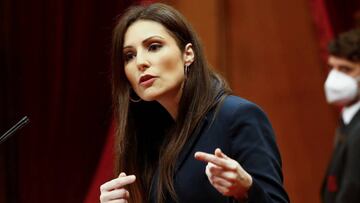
xmin=183 ymin=43 xmax=195 ymax=66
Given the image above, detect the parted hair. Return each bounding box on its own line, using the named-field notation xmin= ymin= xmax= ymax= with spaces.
xmin=111 ymin=2 xmax=230 ymax=203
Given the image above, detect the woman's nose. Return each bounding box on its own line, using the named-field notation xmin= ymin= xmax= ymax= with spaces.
xmin=136 ymin=52 xmax=150 ymax=71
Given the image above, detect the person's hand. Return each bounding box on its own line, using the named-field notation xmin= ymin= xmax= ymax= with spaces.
xmin=99 ymin=172 xmax=136 ymax=203
xmin=194 ymin=148 xmax=253 ymax=200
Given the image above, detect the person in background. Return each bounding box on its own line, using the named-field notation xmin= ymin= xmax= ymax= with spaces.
xmin=322 ymin=28 xmax=360 ymax=203
xmin=100 ymin=3 xmax=289 ymax=203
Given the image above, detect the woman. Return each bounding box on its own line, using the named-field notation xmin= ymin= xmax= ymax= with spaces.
xmin=100 ymin=3 xmax=289 ymax=203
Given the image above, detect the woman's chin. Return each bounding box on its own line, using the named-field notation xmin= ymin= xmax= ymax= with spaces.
xmin=139 ymin=94 xmax=159 ymax=102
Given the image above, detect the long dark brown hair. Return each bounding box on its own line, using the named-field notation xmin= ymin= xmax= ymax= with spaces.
xmin=111 ymin=3 xmax=230 ymax=202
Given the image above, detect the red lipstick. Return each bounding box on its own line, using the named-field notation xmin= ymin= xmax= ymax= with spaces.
xmin=139 ymin=74 xmax=156 ymax=87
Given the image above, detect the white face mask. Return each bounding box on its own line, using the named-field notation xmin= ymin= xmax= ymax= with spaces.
xmin=324 ymin=69 xmax=360 ymax=105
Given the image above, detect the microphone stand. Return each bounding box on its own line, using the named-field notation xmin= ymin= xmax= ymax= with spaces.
xmin=0 ymin=116 xmax=30 ymax=144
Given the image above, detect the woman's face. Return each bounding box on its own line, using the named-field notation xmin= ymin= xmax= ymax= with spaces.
xmin=123 ymin=20 xmax=193 ymax=106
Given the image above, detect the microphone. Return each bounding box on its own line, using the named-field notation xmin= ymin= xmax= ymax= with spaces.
xmin=0 ymin=116 xmax=30 ymax=144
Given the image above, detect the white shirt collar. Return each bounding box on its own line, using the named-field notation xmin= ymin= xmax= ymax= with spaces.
xmin=342 ymin=99 xmax=360 ymax=125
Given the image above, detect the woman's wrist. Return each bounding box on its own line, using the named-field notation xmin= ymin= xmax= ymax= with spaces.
xmin=234 ymin=172 xmax=253 ymax=200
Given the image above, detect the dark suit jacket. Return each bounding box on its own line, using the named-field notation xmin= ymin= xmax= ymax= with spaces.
xmin=321 ymin=109 xmax=360 ymax=203
xmin=149 ymin=95 xmax=289 ymax=203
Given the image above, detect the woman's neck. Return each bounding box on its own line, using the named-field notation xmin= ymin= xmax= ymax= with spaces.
xmin=157 ymin=98 xmax=179 ymax=120
xmin=157 ymin=85 xmax=183 ymax=120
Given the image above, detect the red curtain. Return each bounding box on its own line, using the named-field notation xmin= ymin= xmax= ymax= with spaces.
xmin=1 ymin=0 xmax=133 ymax=202
xmin=325 ymin=0 xmax=360 ymax=34
xmin=308 ymin=0 xmax=334 ymax=64
xmin=84 ymin=122 xmax=115 ymax=203
xmin=309 ymin=0 xmax=360 ymax=65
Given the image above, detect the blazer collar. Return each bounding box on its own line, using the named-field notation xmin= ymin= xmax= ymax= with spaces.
xmin=174 ymin=92 xmax=226 ymax=173
xmin=340 ymin=109 xmax=360 ymax=135
xmin=148 ymin=115 xmax=209 ymax=202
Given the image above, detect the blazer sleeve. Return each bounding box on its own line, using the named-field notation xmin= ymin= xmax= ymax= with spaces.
xmin=335 ymin=127 xmax=360 ymax=203
xmin=225 ymin=101 xmax=289 ymax=203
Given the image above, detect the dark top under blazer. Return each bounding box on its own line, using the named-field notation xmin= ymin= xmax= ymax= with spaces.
xmin=150 ymin=95 xmax=289 ymax=203
xmin=321 ymin=109 xmax=360 ymax=203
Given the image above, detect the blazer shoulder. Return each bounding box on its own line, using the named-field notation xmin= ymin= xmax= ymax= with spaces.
xmin=217 ymin=95 xmax=268 ymax=121
xmin=221 ymin=95 xmax=257 ymax=108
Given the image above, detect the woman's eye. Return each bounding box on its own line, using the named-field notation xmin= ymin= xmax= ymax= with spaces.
xmin=148 ymin=43 xmax=162 ymax=52
xmin=124 ymin=52 xmax=135 ymax=62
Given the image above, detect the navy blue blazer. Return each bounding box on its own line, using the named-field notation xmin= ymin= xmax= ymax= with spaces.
xmin=149 ymin=95 xmax=289 ymax=203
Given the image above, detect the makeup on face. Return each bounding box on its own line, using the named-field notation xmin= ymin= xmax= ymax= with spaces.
xmin=123 ymin=20 xmax=186 ymax=104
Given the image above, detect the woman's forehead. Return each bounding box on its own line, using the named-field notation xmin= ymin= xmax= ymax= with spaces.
xmin=123 ymin=20 xmax=174 ymax=47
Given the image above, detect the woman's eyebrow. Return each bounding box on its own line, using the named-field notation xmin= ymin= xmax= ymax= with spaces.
xmin=142 ymin=35 xmax=165 ymax=44
xmin=123 ymin=35 xmax=165 ymax=50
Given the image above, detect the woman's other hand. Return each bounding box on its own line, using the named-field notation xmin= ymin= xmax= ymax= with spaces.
xmin=194 ymin=148 xmax=253 ymax=200
xmin=99 ymin=172 xmax=136 ymax=203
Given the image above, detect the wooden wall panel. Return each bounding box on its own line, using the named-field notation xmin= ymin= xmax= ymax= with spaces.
xmin=226 ymin=1 xmax=338 ymax=202
xmin=164 ymin=0 xmax=223 ymax=70
xmin=166 ymin=0 xmax=339 ymax=202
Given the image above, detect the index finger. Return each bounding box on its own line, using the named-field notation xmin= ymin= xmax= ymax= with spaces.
xmin=100 ymin=175 xmax=136 ymax=192
xmin=194 ymin=151 xmax=230 ymax=169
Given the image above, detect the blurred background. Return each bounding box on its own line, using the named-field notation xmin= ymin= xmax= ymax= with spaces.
xmin=1 ymin=0 xmax=360 ymax=202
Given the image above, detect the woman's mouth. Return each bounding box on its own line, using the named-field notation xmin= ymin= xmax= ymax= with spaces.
xmin=139 ymin=74 xmax=157 ymax=87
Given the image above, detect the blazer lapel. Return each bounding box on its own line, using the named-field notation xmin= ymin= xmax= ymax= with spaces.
xmin=174 ymin=92 xmax=225 ymax=173
xmin=148 ymin=116 xmax=209 ymax=202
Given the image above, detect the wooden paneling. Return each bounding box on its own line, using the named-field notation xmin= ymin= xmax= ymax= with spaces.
xmin=226 ymin=1 xmax=337 ymax=202
xmin=164 ymin=0 xmax=223 ymax=70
